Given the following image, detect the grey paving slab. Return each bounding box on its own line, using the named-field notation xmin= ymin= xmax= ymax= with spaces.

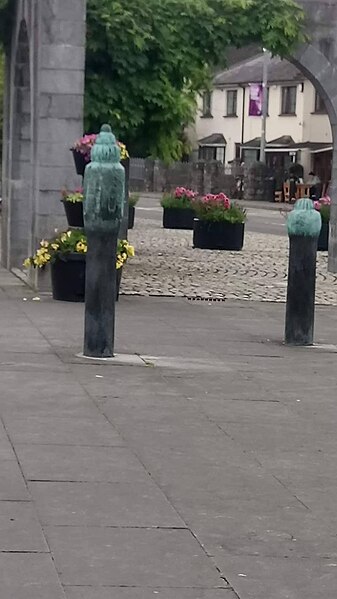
xmin=0 ymin=421 xmax=16 ymax=459
xmin=29 ymin=481 xmax=184 ymax=527
xmin=0 ymin=459 xmax=30 ymax=500
xmin=45 ymin=527 xmax=226 ymax=588
xmin=192 ymin=504 xmax=337 ymax=560
xmin=4 ymin=416 xmax=124 ymax=446
xmin=0 ymin=501 xmax=48 ymax=552
xmin=0 ymin=553 xmax=65 ymax=599
xmin=0 ymin=371 xmax=98 ymax=416
xmin=16 ymin=445 xmax=151 ymax=483
xmin=215 ymin=555 xmax=337 ymax=599
xmin=0 ymin=350 xmax=68 ymax=372
xmin=65 ymin=588 xmax=237 ymax=599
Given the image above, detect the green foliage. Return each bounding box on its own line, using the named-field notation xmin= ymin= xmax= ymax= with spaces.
xmin=62 ymin=190 xmax=84 ymax=204
xmin=319 ymin=204 xmax=330 ymax=224
xmin=129 ymin=193 xmax=140 ymax=207
xmin=0 ymin=0 xmax=305 ymax=163
xmin=85 ymin=0 xmax=305 ymax=162
xmin=194 ymin=200 xmax=246 ymax=224
xmin=161 ymin=194 xmax=195 ymax=210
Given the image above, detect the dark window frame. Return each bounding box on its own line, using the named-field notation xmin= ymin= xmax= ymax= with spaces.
xmin=314 ymin=90 xmax=327 ymax=114
xmin=202 ymin=91 xmax=213 ymax=117
xmin=281 ymin=86 xmax=297 ymax=115
xmin=226 ymin=89 xmax=238 ymax=117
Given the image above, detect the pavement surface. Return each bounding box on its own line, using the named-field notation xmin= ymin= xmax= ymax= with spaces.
xmin=1 ymin=267 xmax=337 ymax=598
xmin=124 ymin=196 xmax=337 ymax=304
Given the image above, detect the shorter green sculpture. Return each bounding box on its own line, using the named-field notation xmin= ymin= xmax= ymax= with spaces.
xmin=285 ymin=198 xmax=321 ymax=346
xmin=83 ymin=124 xmax=125 ymax=358
xmin=286 ymin=198 xmax=322 ymax=238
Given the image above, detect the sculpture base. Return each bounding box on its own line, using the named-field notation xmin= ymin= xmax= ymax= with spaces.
xmin=84 ymin=231 xmax=118 ymax=358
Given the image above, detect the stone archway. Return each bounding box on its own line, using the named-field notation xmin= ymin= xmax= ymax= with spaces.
xmin=287 ymin=0 xmax=337 ymax=271
xmin=4 ymin=18 xmax=32 ymax=268
xmin=1 ymin=0 xmax=87 ymax=277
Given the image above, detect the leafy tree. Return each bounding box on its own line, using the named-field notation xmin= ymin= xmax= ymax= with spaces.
xmin=85 ymin=0 xmax=304 ymax=161
xmin=0 ymin=0 xmax=305 ymax=162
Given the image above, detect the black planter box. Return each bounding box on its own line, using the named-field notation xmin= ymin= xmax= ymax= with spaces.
xmin=317 ymin=222 xmax=329 ymax=251
xmin=62 ymin=201 xmax=84 ymax=228
xmin=71 ymin=150 xmax=88 ymax=177
xmin=193 ymin=219 xmax=245 ymax=251
xmin=51 ymin=254 xmax=86 ymax=302
xmin=163 ymin=207 xmax=195 ymax=230
xmin=128 ymin=205 xmax=135 ymax=229
xmin=51 ymin=255 xmax=122 ymax=302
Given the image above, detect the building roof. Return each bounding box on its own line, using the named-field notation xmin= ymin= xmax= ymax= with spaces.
xmin=241 ymin=137 xmax=332 ymax=153
xmin=214 ymin=54 xmax=304 ymax=87
xmin=198 ymin=133 xmax=227 ymax=146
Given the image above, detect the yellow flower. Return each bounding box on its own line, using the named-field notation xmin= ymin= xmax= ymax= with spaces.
xmin=23 ymin=258 xmax=31 ymax=269
xmin=76 ymin=241 xmax=87 ymax=253
xmin=51 ymin=243 xmax=59 ymax=250
xmin=122 ymin=252 xmax=127 ymax=260
xmin=60 ymin=234 xmax=67 ymax=242
xmin=40 ymin=240 xmax=49 ymax=248
xmin=126 ymin=244 xmax=135 ymax=257
xmin=116 ymin=261 xmax=123 ymax=269
xmin=67 ymin=230 xmax=72 ymax=238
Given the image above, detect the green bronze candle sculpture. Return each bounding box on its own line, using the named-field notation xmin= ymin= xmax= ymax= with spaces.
xmin=285 ymin=198 xmax=322 ymax=346
xmin=83 ymin=124 xmax=125 ymax=358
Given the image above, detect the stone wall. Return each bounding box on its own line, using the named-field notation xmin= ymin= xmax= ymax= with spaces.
xmin=129 ymin=159 xmax=236 ymax=197
xmin=1 ymin=0 xmax=86 ymax=277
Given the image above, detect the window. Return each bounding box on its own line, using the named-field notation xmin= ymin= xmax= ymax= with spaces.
xmin=199 ymin=146 xmax=226 ymax=163
xmin=281 ymin=86 xmax=297 ymax=115
xmin=226 ymin=90 xmax=237 ymax=116
xmin=314 ymin=90 xmax=326 ymax=113
xmin=202 ymin=91 xmax=212 ymax=117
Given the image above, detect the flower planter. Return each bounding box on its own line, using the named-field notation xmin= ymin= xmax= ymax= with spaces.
xmin=51 ymin=254 xmax=86 ymax=302
xmin=51 ymin=254 xmax=122 ymax=303
xmin=128 ymin=205 xmax=135 ymax=229
xmin=62 ymin=201 xmax=84 ymax=228
xmin=71 ymin=149 xmax=88 ymax=177
xmin=193 ymin=219 xmax=245 ymax=251
xmin=163 ymin=207 xmax=195 ymax=230
xmin=317 ymin=222 xmax=329 ymax=251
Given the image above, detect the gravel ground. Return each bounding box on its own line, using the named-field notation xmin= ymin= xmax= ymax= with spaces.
xmin=122 ymin=217 xmax=337 ymax=305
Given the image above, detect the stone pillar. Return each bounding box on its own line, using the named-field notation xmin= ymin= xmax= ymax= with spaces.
xmin=1 ymin=0 xmax=87 ymax=279
xmin=244 ymin=162 xmax=272 ymax=202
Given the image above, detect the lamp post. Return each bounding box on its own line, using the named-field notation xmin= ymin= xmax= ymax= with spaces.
xmin=260 ymin=48 xmax=270 ymax=163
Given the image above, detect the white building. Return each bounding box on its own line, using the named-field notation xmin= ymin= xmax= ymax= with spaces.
xmin=190 ymin=54 xmax=332 ymax=183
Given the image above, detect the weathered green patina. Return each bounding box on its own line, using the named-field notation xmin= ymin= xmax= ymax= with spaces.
xmin=83 ymin=124 xmax=125 ymax=233
xmin=83 ymin=124 xmax=125 ymax=359
xmin=287 ymin=198 xmax=322 ymax=238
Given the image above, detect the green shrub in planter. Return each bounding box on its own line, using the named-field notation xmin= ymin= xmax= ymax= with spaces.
xmin=193 ymin=193 xmax=246 ymax=251
xmin=161 ymin=187 xmax=197 ymax=230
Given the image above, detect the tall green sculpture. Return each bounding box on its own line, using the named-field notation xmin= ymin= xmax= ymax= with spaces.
xmin=83 ymin=125 xmax=125 ymax=358
xmin=285 ymin=198 xmax=322 ymax=346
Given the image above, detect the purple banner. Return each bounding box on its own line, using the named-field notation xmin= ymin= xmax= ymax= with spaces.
xmin=249 ymin=84 xmax=263 ymax=116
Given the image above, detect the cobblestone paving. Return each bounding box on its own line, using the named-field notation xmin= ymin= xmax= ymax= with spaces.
xmin=122 ymin=217 xmax=337 ymax=305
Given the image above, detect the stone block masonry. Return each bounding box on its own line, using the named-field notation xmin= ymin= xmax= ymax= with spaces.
xmin=1 ymin=0 xmax=87 ymax=277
